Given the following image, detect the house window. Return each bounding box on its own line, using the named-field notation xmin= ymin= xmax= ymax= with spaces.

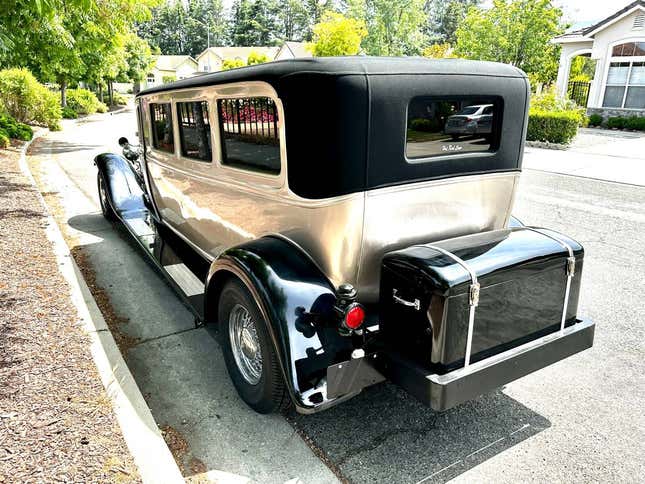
xmin=217 ymin=97 xmax=280 ymax=175
xmin=146 ymin=73 xmax=155 ymax=86
xmin=150 ymin=103 xmax=174 ymax=153
xmin=603 ymin=42 xmax=645 ymax=109
xmin=177 ymin=101 xmax=212 ymax=162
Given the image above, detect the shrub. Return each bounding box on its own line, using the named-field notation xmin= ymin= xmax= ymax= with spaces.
xmin=66 ymin=88 xmax=107 ymax=115
xmin=96 ymin=103 xmax=107 ymax=113
xmin=62 ymin=106 xmax=78 ymax=119
xmin=0 ymin=129 xmax=9 ymax=148
xmin=112 ymin=92 xmax=128 ymax=105
xmin=409 ymin=117 xmax=441 ymax=132
xmin=527 ymin=110 xmax=579 ymax=144
xmin=0 ymin=68 xmax=62 ymax=129
xmin=0 ymin=113 xmax=33 ymax=140
xmin=588 ymin=113 xmax=602 ymax=127
xmin=606 ymin=117 xmax=626 ymax=129
xmin=624 ymin=116 xmax=645 ymax=131
xmin=530 ymin=86 xmax=586 ymax=126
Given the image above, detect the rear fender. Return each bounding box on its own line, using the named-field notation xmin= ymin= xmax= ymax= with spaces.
xmin=94 ymin=153 xmax=146 ymax=217
xmin=205 ymin=236 xmax=355 ymax=412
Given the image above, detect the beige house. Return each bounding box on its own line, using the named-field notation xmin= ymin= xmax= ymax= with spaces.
xmin=552 ymin=0 xmax=645 ymax=117
xmin=142 ymin=55 xmax=199 ymax=90
xmin=196 ymin=42 xmax=311 ymax=72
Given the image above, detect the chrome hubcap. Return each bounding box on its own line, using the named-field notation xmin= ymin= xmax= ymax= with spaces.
xmin=228 ymin=304 xmax=262 ymax=385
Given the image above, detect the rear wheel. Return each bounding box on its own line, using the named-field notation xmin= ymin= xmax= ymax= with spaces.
xmin=218 ymin=279 xmax=290 ymax=414
xmin=97 ymin=173 xmax=116 ymax=221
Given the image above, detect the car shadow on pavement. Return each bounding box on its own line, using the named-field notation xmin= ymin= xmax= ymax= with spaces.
xmin=288 ymin=382 xmax=550 ymax=483
xmin=67 ymin=212 xmax=551 ymax=484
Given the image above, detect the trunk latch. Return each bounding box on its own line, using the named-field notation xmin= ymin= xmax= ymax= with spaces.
xmin=392 ymin=289 xmax=421 ymax=311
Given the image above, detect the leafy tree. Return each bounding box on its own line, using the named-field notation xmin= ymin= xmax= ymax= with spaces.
xmin=569 ymin=56 xmax=596 ymax=82
xmin=222 ymin=58 xmax=247 ymax=70
xmin=230 ymin=0 xmax=260 ymax=46
xmin=347 ymin=0 xmax=426 ymax=56
xmin=425 ymin=0 xmax=479 ymax=44
xmin=247 ymin=51 xmax=269 ymax=65
xmin=422 ymin=43 xmax=456 ymax=58
xmin=275 ymin=0 xmax=310 ymax=41
xmin=1 ymin=0 xmax=157 ymax=106
xmin=183 ymin=0 xmax=227 ymax=56
xmin=455 ymin=0 xmax=563 ymax=83
xmin=307 ymin=12 xmax=367 ymax=57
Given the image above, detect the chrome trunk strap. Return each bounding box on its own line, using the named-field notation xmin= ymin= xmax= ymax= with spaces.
xmin=424 ymin=245 xmax=480 ymax=368
xmin=525 ymin=228 xmax=576 ymax=332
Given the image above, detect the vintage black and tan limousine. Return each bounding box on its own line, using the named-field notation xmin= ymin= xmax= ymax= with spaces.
xmin=95 ymin=57 xmax=595 ymax=414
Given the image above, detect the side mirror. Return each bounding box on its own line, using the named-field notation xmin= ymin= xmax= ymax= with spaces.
xmin=118 ymin=137 xmax=129 ymax=147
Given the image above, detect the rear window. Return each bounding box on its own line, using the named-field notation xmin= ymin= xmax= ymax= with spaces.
xmin=217 ymin=97 xmax=280 ymax=175
xmin=177 ymin=101 xmax=212 ymax=162
xmin=406 ymin=97 xmax=501 ymax=160
xmin=150 ymin=103 xmax=174 ymax=153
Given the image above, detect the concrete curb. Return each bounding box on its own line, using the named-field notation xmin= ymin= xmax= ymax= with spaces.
xmin=18 ymin=136 xmax=184 ymax=484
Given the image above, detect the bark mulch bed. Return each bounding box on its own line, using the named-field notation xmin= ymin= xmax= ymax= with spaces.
xmin=0 ymin=141 xmax=140 ymax=482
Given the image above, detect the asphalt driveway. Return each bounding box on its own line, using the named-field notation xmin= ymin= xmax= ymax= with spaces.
xmin=27 ymin=108 xmax=645 ymax=483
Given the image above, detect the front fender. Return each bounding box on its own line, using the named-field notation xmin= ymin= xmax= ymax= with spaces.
xmin=94 ymin=153 xmax=146 ymax=217
xmin=205 ymin=236 xmax=355 ymax=412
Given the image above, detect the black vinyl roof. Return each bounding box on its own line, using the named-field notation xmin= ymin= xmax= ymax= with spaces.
xmin=138 ymin=57 xmax=529 ymax=199
xmin=137 ymin=56 xmax=526 ymax=97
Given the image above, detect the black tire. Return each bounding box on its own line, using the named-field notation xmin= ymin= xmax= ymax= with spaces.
xmin=218 ymin=279 xmax=291 ymax=414
xmin=97 ymin=173 xmax=116 ymax=221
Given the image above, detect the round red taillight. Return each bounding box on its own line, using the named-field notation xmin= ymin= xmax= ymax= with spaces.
xmin=344 ymin=304 xmax=365 ymax=330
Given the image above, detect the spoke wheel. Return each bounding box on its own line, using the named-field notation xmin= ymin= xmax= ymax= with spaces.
xmin=218 ymin=279 xmax=291 ymax=414
xmin=228 ymin=304 xmax=263 ymax=385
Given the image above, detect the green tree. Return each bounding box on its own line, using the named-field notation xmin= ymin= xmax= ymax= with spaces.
xmin=247 ymin=51 xmax=269 ymax=65
xmin=422 ymin=43 xmax=456 ymax=58
xmin=425 ymin=0 xmax=479 ymax=44
xmin=455 ymin=0 xmax=563 ymax=83
xmin=183 ymin=0 xmax=227 ymax=56
xmin=347 ymin=0 xmax=426 ymax=56
xmin=307 ymin=12 xmax=367 ymax=57
xmin=222 ymin=58 xmax=247 ymax=70
xmin=1 ymin=0 xmax=157 ymax=106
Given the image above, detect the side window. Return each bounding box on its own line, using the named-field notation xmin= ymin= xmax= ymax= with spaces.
xmin=150 ymin=103 xmax=174 ymax=153
xmin=177 ymin=101 xmax=212 ymax=162
xmin=217 ymin=97 xmax=280 ymax=175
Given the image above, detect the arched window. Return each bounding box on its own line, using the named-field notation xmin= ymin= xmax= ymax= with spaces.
xmin=603 ymin=41 xmax=645 ymax=108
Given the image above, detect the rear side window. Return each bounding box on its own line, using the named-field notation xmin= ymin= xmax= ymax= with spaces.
xmin=217 ymin=97 xmax=280 ymax=175
xmin=177 ymin=101 xmax=212 ymax=162
xmin=406 ymin=96 xmax=501 ymax=160
xmin=150 ymin=103 xmax=174 ymax=153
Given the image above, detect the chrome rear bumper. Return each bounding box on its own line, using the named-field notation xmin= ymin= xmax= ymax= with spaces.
xmin=383 ymin=318 xmax=595 ymax=411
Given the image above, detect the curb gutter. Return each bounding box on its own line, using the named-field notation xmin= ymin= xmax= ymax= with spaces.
xmin=18 ymin=136 xmax=184 ymax=484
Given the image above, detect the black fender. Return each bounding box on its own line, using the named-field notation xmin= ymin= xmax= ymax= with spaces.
xmin=205 ymin=236 xmax=355 ymax=412
xmin=94 ymin=153 xmax=146 ymax=218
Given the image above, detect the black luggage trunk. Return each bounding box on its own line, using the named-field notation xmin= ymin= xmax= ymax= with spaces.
xmin=380 ymin=227 xmax=584 ymax=373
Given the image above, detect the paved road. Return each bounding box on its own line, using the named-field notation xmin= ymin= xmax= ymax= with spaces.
xmin=28 ymin=108 xmax=644 ymax=483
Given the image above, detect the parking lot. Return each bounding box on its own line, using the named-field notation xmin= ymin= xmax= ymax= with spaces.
xmin=27 ymin=108 xmax=645 ymax=483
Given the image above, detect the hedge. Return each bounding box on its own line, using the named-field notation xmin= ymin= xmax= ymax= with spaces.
xmin=0 ymin=113 xmax=33 ymax=140
xmin=66 ymin=88 xmax=107 ymax=115
xmin=526 ymin=110 xmax=579 ymax=144
xmin=0 ymin=68 xmax=61 ymax=130
xmin=0 ymin=130 xmax=9 ymax=148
